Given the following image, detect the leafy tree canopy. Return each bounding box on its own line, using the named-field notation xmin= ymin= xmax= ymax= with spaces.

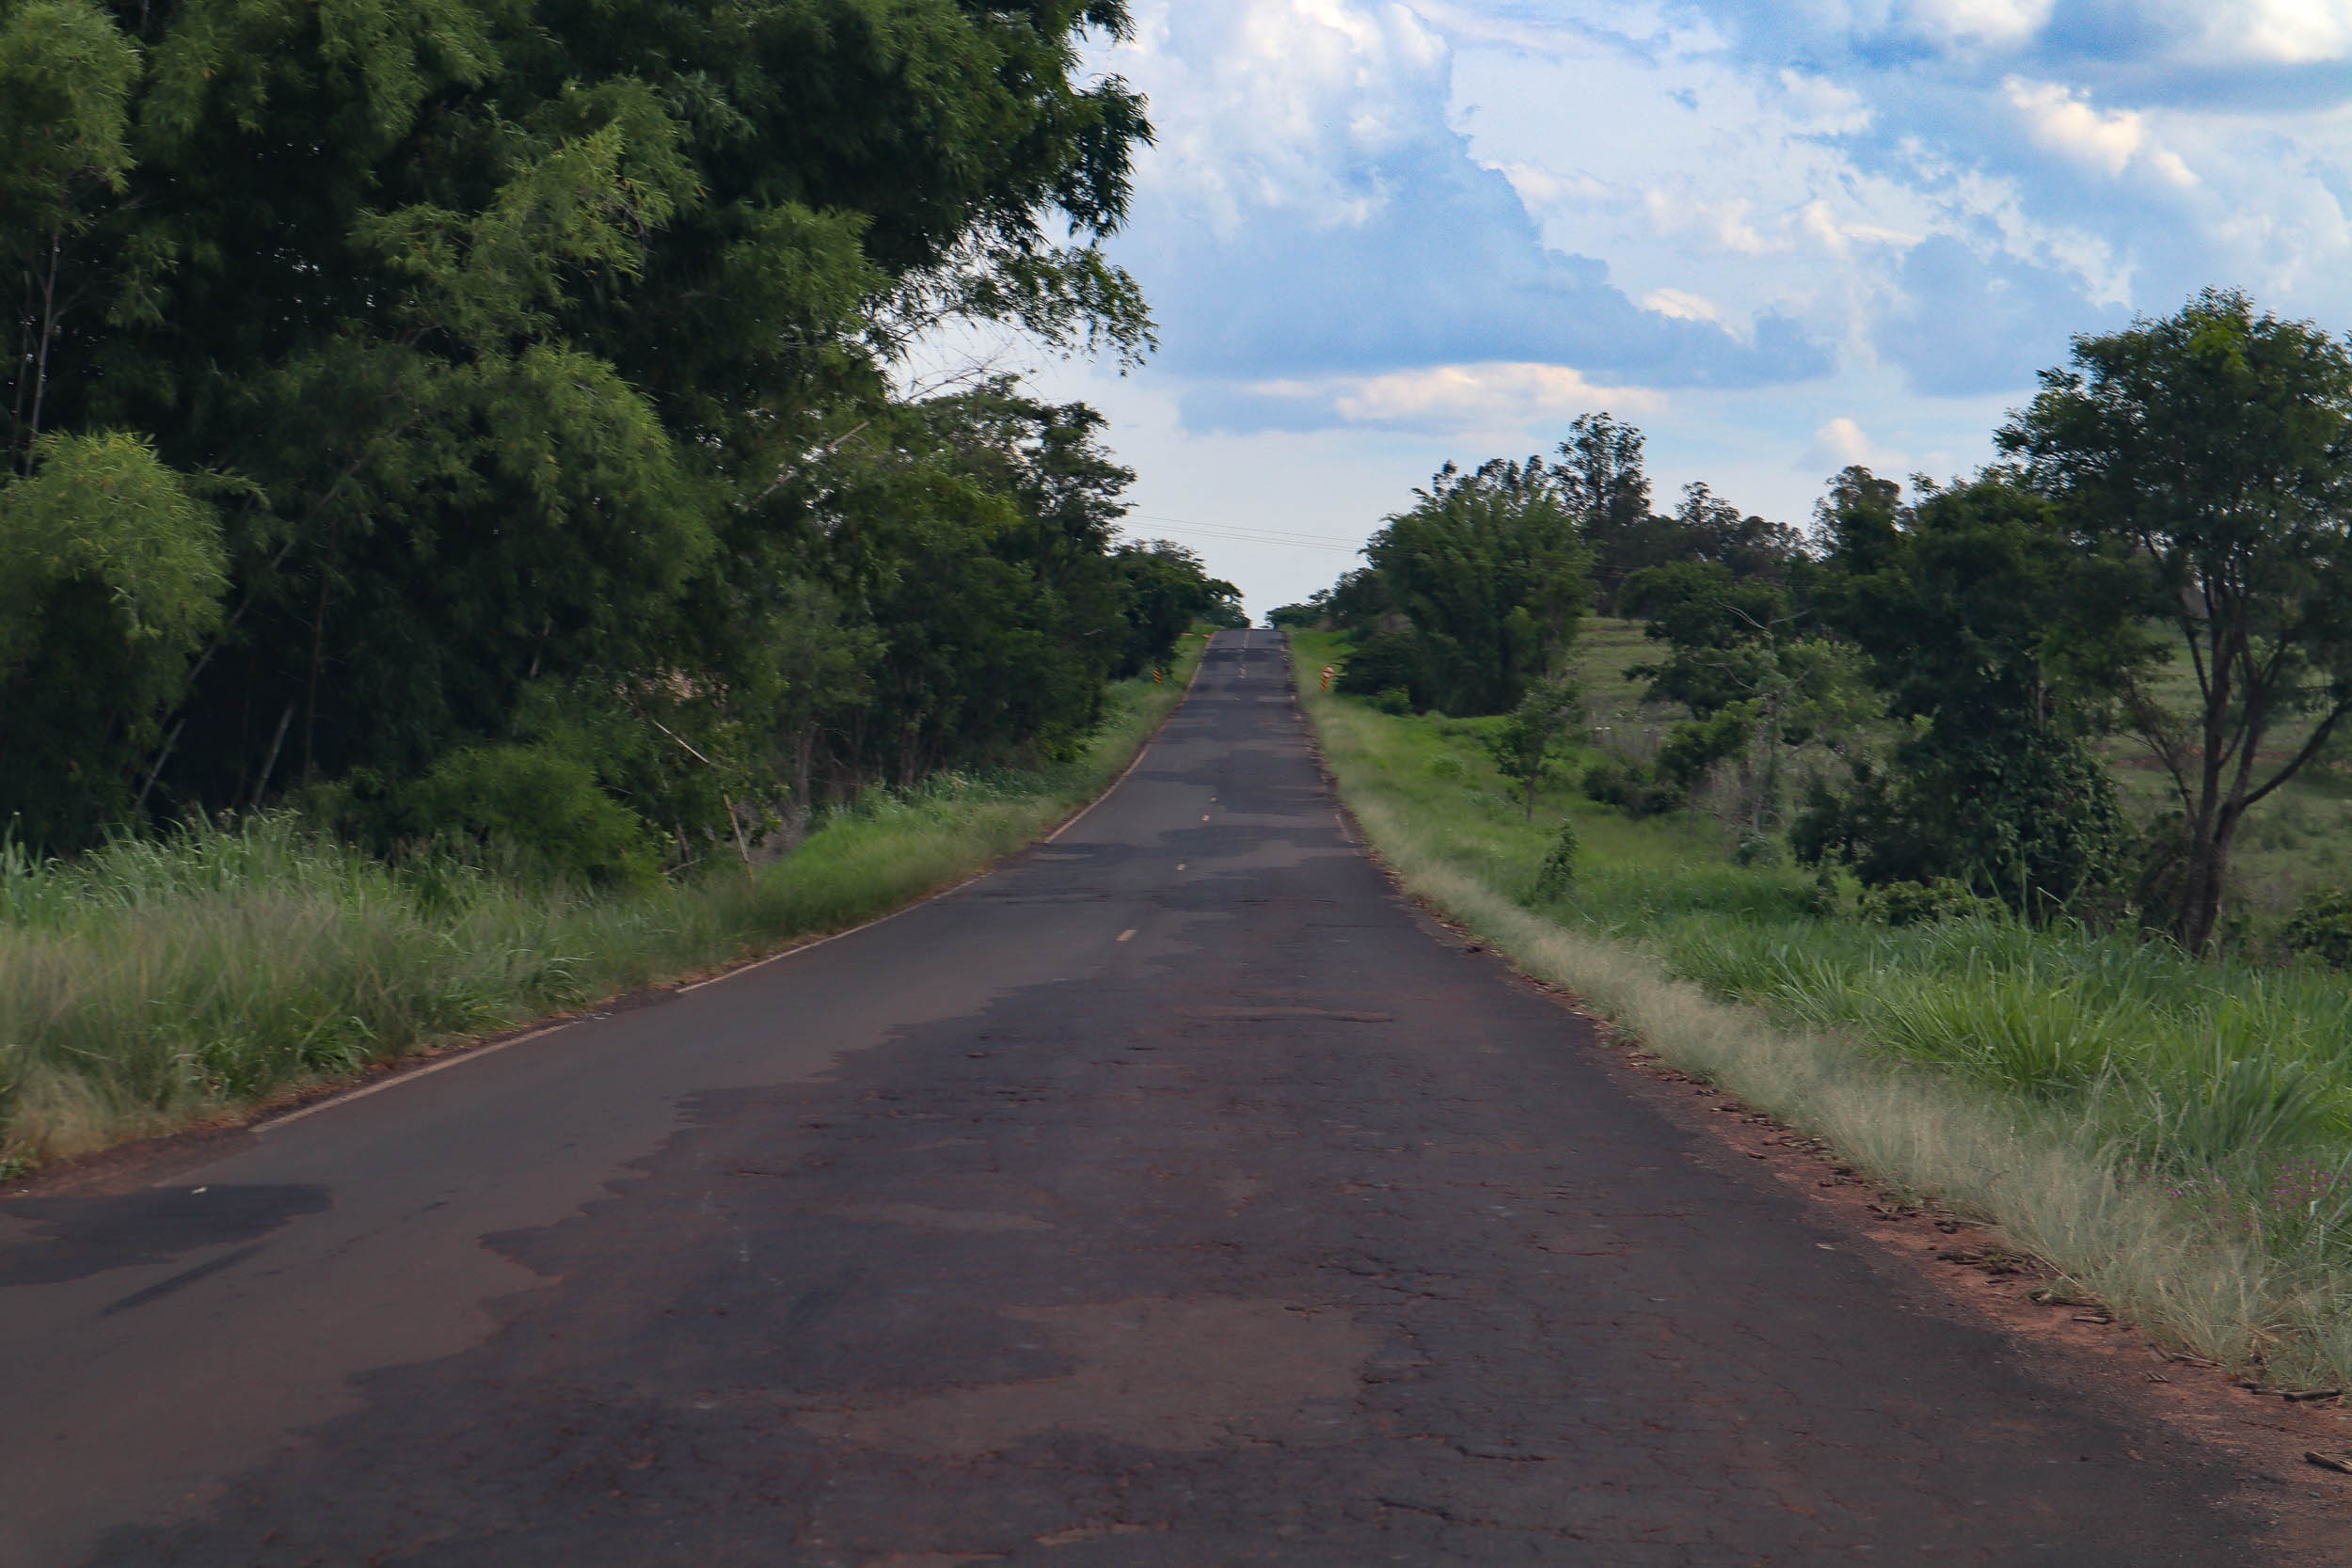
xmin=1352 ymin=456 xmax=1592 ymax=715
xmin=1999 ymin=288 xmax=2352 ymax=948
xmin=1 ymin=0 xmax=1168 ymax=856
xmin=1802 ymin=468 xmax=2152 ymax=916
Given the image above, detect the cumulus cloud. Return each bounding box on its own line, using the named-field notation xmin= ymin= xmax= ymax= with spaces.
xmin=2181 ymin=1 xmax=2352 ymax=66
xmin=1806 ymin=416 xmax=1906 ymax=474
xmin=1088 ymin=0 xmax=2352 ymax=444
xmin=1127 ymin=0 xmax=1453 ymax=235
xmin=1643 ymin=288 xmax=1726 ymax=324
xmin=2003 ymin=77 xmax=2198 ymax=186
xmin=1904 ymin=0 xmax=2055 ymax=48
xmin=1193 ymin=361 xmax=1665 ymax=436
xmin=1103 ymin=0 xmax=1834 ymax=403
xmin=1030 ymin=0 xmax=2352 ymax=617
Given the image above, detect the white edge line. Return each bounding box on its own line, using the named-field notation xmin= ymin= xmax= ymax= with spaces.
xmin=262 ymin=1023 xmax=569 ymax=1132
xmin=258 ymin=632 xmax=1224 ymax=1136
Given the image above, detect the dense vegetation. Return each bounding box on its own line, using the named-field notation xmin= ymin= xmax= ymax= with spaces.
xmin=0 ymin=0 xmax=1255 ymax=1166
xmin=1279 ymin=291 xmax=2352 ymax=959
xmin=0 ymin=0 xmax=1238 ymax=873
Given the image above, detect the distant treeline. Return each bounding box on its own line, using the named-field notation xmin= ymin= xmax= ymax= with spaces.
xmin=1278 ymin=290 xmax=2352 ymax=956
xmin=0 ymin=0 xmax=1238 ymax=879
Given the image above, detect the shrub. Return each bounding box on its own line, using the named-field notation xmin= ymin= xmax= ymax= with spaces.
xmin=1334 ymin=629 xmax=1427 ymax=709
xmin=1534 ymin=820 xmax=1579 ymax=898
xmin=1581 ymin=753 xmax=1683 ymax=818
xmin=1486 ymin=676 xmax=1582 ymax=819
xmin=2284 ymin=887 xmax=2352 ymax=970
xmin=407 ymin=743 xmax=659 ymax=889
xmin=1860 ymin=878 xmax=2003 ymax=927
xmin=1793 ymin=735 xmax=2128 ymax=925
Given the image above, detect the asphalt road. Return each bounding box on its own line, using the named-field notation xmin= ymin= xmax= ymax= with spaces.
xmin=0 ymin=627 xmax=2293 ymax=1564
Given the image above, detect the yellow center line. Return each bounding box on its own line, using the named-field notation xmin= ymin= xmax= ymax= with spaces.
xmin=1117 ymin=928 xmax=1136 ymax=942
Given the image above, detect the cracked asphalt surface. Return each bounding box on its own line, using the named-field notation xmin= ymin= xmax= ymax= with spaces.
xmin=0 ymin=628 xmax=2293 ymax=1563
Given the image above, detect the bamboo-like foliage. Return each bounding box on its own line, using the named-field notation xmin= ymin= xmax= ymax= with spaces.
xmin=0 ymin=0 xmax=1220 ymax=861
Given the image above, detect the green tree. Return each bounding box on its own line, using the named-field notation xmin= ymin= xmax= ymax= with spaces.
xmin=1999 ymin=290 xmax=2352 ymax=950
xmin=1804 ymin=468 xmax=2151 ymax=916
xmin=0 ymin=433 xmax=223 ymax=847
xmin=1551 ymin=411 xmax=1670 ymax=613
xmin=1486 ymin=675 xmax=1582 ymax=819
xmin=1662 ymin=482 xmax=1804 ymax=582
xmin=753 ymin=582 xmax=878 ymax=840
xmin=0 ymin=0 xmax=138 ymax=466
xmin=1618 ymin=559 xmax=1870 ymax=838
xmin=1361 ymin=456 xmax=1592 ymax=715
xmin=1265 ymin=597 xmax=1325 ymax=629
xmin=1110 ymin=541 xmax=1241 ymax=673
xmin=1547 ymin=416 xmax=1800 ymax=609
xmin=0 ymin=0 xmax=1158 ymax=855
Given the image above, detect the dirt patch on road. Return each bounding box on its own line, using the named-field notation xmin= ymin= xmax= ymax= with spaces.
xmin=790 ymin=1296 xmax=1377 ymax=1457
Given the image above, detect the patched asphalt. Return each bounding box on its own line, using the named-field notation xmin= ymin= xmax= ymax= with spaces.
xmin=0 ymin=628 xmax=2301 ymax=1564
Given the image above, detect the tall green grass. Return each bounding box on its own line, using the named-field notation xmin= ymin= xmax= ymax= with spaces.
xmin=0 ymin=649 xmax=1201 ymax=1169
xmin=1290 ymin=629 xmax=2352 ymax=1386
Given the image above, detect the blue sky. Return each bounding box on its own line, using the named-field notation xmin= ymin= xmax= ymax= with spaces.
xmin=1021 ymin=0 xmax=2352 ymax=614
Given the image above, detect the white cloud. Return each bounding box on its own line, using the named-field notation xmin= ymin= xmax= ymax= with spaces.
xmin=1441 ymin=16 xmax=2088 ymax=366
xmin=1491 ymin=161 xmax=1610 ymax=210
xmin=1806 ymin=416 xmax=1906 ymax=473
xmin=1643 ymin=190 xmax=1772 ymax=255
xmin=2185 ymin=0 xmax=2352 ymax=64
xmin=1254 ymin=361 xmax=1665 ymax=432
xmin=1776 ymin=69 xmax=1873 ymax=135
xmin=1032 ymin=0 xmax=2352 ymax=616
xmin=1451 ymin=27 xmax=1946 ymax=299
xmin=1902 ymin=0 xmax=2054 ymax=47
xmin=1799 ymin=198 xmax=1919 ymax=256
xmin=1642 ymin=288 xmax=1725 ymax=324
xmin=2003 ymin=77 xmax=2197 ymax=187
xmin=1112 ymin=0 xmax=1453 ymax=234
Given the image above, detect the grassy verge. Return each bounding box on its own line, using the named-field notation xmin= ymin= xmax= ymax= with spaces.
xmin=1292 ymin=628 xmax=2352 ymax=1388
xmin=0 ymin=638 xmax=1207 ymax=1171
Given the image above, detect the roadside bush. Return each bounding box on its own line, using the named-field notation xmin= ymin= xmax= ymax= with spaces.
xmin=1582 ymin=753 xmax=1683 ymax=818
xmin=1793 ymin=735 xmax=2128 ymax=925
xmin=407 ymin=743 xmax=660 ymax=889
xmin=1334 ymin=629 xmax=1428 ymax=710
xmin=1534 ymin=820 xmax=1579 ymax=898
xmin=1656 ymin=710 xmax=1749 ymax=792
xmin=1859 ymin=878 xmax=2004 ymax=927
xmin=2285 ymin=887 xmax=2352 ymax=970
